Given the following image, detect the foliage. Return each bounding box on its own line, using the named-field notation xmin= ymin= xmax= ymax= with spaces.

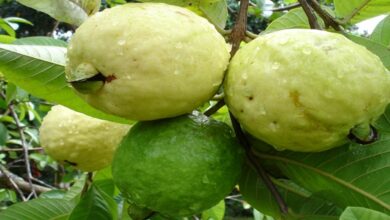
xmin=0 ymin=0 xmax=389 ymax=219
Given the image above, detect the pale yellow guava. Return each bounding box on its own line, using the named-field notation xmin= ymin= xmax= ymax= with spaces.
xmin=39 ymin=105 xmax=130 ymax=171
xmin=225 ymin=29 xmax=390 ymax=152
xmin=66 ymin=3 xmax=230 ymax=121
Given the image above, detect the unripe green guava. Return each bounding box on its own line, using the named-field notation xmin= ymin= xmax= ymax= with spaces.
xmin=112 ymin=113 xmax=243 ymax=217
xmin=66 ymin=3 xmax=230 ymax=121
xmin=39 ymin=105 xmax=130 ymax=171
xmin=225 ymin=29 xmax=390 ymax=152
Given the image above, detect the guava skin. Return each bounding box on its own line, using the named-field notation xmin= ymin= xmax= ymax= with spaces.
xmin=39 ymin=105 xmax=130 ymax=171
xmin=224 ymin=29 xmax=390 ymax=152
xmin=66 ymin=3 xmax=231 ymax=121
xmin=112 ymin=113 xmax=244 ymax=217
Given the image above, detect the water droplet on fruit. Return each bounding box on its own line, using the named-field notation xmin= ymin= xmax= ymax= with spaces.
xmin=302 ymin=48 xmax=311 ymax=55
xmin=174 ymin=70 xmax=180 ymax=75
xmin=278 ymin=37 xmax=289 ymax=45
xmin=272 ymin=62 xmax=280 ymax=70
xmin=259 ymin=106 xmax=267 ymax=115
xmin=242 ymin=73 xmax=248 ymax=80
xmin=117 ymin=39 xmax=126 ymax=46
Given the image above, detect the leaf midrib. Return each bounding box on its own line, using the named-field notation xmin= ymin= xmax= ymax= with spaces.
xmin=256 ymin=153 xmax=390 ymax=211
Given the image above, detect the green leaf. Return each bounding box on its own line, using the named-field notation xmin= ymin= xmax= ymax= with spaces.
xmin=40 ymin=190 xmax=67 ymax=199
xmin=264 ymin=8 xmax=324 ymax=33
xmin=13 ymin=37 xmax=68 ymax=47
xmin=0 ymin=198 xmax=75 ymax=220
xmin=0 ymin=35 xmax=16 ymax=44
xmin=334 ymin=0 xmax=390 ymax=24
xmin=94 ymin=167 xmax=116 ymax=197
xmin=16 ymin=0 xmax=88 ymax=26
xmin=69 ymin=184 xmax=118 ymax=220
xmin=4 ymin=17 xmax=33 ymax=26
xmin=339 ymin=207 xmax=390 ymax=220
xmin=199 ymin=0 xmax=228 ymax=30
xmin=0 ymin=43 xmax=129 ymax=123
xmin=201 ymin=200 xmax=225 ymax=220
xmin=251 ymin=125 xmax=390 ymax=214
xmin=139 ymin=0 xmax=228 ymax=29
xmin=371 ymin=15 xmax=390 ymax=47
xmin=239 ymin=162 xmax=341 ymax=220
xmin=0 ymin=123 xmax=8 ymax=146
xmin=0 ymin=18 xmax=16 ymax=37
xmin=346 ymin=34 xmax=390 ymax=69
xmin=63 ymin=174 xmax=87 ymax=201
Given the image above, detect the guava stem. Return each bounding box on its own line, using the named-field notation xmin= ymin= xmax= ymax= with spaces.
xmin=298 ymin=0 xmax=322 ymax=30
xmin=227 ymin=0 xmax=289 ymax=214
xmin=204 ymin=100 xmax=225 ymax=116
xmin=230 ymin=113 xmax=289 ymax=214
xmin=307 ymin=0 xmax=343 ymax=31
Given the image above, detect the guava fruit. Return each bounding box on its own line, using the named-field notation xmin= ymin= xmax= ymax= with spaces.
xmin=112 ymin=113 xmax=243 ymax=217
xmin=39 ymin=105 xmax=130 ymax=171
xmin=66 ymin=3 xmax=230 ymax=121
xmin=224 ymin=29 xmax=390 ymax=152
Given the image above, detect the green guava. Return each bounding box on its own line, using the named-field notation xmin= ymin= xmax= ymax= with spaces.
xmin=39 ymin=105 xmax=130 ymax=171
xmin=66 ymin=3 xmax=230 ymax=121
xmin=112 ymin=113 xmax=243 ymax=217
xmin=224 ymin=29 xmax=390 ymax=152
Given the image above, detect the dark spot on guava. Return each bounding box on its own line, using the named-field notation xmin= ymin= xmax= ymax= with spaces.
xmin=248 ymin=96 xmax=254 ymax=101
xmin=106 ymin=74 xmax=117 ymax=83
xmin=188 ymin=2 xmax=192 ymax=6
xmin=289 ymin=90 xmax=302 ymax=107
xmin=240 ymin=109 xmax=244 ymax=113
xmin=64 ymin=160 xmax=77 ymax=166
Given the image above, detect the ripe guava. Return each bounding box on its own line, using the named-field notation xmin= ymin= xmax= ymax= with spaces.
xmin=66 ymin=3 xmax=230 ymax=121
xmin=224 ymin=29 xmax=390 ymax=152
xmin=39 ymin=105 xmax=130 ymax=171
xmin=112 ymin=113 xmax=243 ymax=217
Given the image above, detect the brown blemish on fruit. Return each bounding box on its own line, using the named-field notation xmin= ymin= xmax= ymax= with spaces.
xmin=106 ymin=74 xmax=117 ymax=83
xmin=289 ymin=90 xmax=302 ymax=107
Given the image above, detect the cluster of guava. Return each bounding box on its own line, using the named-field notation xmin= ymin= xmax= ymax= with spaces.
xmin=39 ymin=2 xmax=390 ymax=219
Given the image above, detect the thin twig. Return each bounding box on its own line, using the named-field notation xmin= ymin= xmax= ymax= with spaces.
xmin=81 ymin=172 xmax=93 ymax=195
xmin=0 ymin=147 xmax=43 ymax=152
xmin=230 ymin=114 xmax=289 ymax=214
xmin=0 ymin=166 xmax=51 ymax=195
xmin=0 ymin=165 xmax=26 ymax=201
xmin=227 ymin=0 xmax=289 ymax=215
xmin=245 ymin=30 xmax=258 ymax=39
xmin=204 ymin=100 xmax=225 ymax=117
xmin=0 ymin=92 xmax=37 ymax=198
xmin=307 ymin=0 xmax=342 ymax=31
xmin=270 ymin=2 xmax=301 ymax=11
xmin=298 ymin=0 xmax=322 ymax=30
xmin=31 ymin=176 xmax=55 ymax=189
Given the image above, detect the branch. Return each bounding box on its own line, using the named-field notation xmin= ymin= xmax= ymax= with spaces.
xmin=270 ymin=2 xmax=301 ymax=12
xmin=0 ymin=92 xmax=37 ymax=198
xmin=297 ymin=0 xmax=322 ymax=30
xmin=230 ymin=114 xmax=289 ymax=214
xmin=0 ymin=166 xmax=26 ymax=201
xmin=0 ymin=166 xmax=51 ymax=195
xmin=306 ymin=0 xmax=342 ymax=31
xmin=227 ymin=0 xmax=289 ymax=215
xmin=229 ymin=0 xmax=250 ymax=53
